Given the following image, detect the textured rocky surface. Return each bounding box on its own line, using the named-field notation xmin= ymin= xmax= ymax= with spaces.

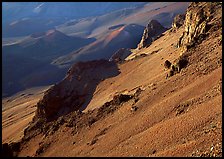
xmin=35 ymin=60 xmax=120 ymax=122
xmin=177 ymin=2 xmax=222 ymax=52
xmin=137 ymin=20 xmax=167 ymax=49
xmin=171 ymin=14 xmax=185 ymax=31
xmin=2 ymin=2 xmax=222 ymax=157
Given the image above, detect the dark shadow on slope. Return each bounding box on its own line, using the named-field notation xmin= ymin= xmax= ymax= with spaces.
xmin=2 ymin=31 xmax=96 ymax=98
xmin=35 ymin=60 xmax=120 ymax=122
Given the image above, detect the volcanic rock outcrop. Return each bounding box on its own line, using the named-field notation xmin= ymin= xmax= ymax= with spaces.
xmin=3 ymin=2 xmax=222 ymax=157
xmin=35 ymin=60 xmax=120 ymax=122
xmin=171 ymin=14 xmax=185 ymax=31
xmin=137 ymin=19 xmax=167 ymax=49
xmin=177 ymin=2 xmax=222 ymax=52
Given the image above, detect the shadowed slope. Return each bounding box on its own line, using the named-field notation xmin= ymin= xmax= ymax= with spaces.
xmin=35 ymin=60 xmax=120 ymax=122
xmin=2 ymin=30 xmax=95 ymax=97
xmin=53 ymin=24 xmax=144 ymax=66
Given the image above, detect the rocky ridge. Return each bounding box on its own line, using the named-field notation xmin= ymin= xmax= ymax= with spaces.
xmin=2 ymin=2 xmax=222 ymax=157
xmin=137 ymin=19 xmax=167 ymax=49
xmin=164 ymin=2 xmax=222 ymax=78
xmin=171 ymin=14 xmax=185 ymax=32
xmin=177 ymin=2 xmax=222 ymax=53
xmin=34 ymin=60 xmax=120 ymax=122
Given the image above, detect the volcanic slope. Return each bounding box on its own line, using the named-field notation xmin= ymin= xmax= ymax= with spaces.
xmin=2 ymin=86 xmax=50 ymax=144
xmin=57 ymin=2 xmax=189 ymax=38
xmin=7 ymin=2 xmax=222 ymax=157
xmin=52 ymin=24 xmax=144 ymax=66
xmin=2 ymin=29 xmax=95 ymax=97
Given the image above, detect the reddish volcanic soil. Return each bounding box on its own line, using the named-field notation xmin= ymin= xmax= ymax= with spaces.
xmin=16 ymin=20 xmax=222 ymax=157
xmin=2 ymin=86 xmax=50 ymax=144
xmin=2 ymin=2 xmax=222 ymax=157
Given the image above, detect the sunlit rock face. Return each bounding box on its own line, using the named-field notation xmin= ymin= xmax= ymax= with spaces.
xmin=171 ymin=14 xmax=185 ymax=31
xmin=137 ymin=19 xmax=167 ymax=49
xmin=177 ymin=2 xmax=221 ymax=52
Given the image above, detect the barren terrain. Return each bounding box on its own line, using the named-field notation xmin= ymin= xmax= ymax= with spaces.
xmin=2 ymin=2 xmax=222 ymax=157
xmin=18 ymin=18 xmax=222 ymax=157
xmin=2 ymin=86 xmax=50 ymax=144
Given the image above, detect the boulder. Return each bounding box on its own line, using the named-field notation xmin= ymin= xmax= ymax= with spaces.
xmin=164 ymin=60 xmax=172 ymax=69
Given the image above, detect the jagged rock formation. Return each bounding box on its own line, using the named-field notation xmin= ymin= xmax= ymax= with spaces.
xmin=171 ymin=14 xmax=185 ymax=31
xmin=137 ymin=20 xmax=167 ymax=49
xmin=3 ymin=2 xmax=222 ymax=157
xmin=35 ymin=60 xmax=120 ymax=122
xmin=109 ymin=48 xmax=132 ymax=63
xmin=177 ymin=2 xmax=222 ymax=52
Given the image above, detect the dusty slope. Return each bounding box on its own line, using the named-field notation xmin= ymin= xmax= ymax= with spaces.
xmin=89 ymin=2 xmax=189 ymax=38
xmin=2 ymin=86 xmax=50 ymax=144
xmin=16 ymin=3 xmax=222 ymax=156
xmin=58 ymin=2 xmax=189 ymax=38
xmin=53 ymin=24 xmax=144 ymax=66
xmin=2 ymin=2 xmax=189 ymax=97
xmin=3 ymin=2 xmax=222 ymax=157
xmin=85 ymin=28 xmax=184 ymax=111
xmin=2 ymin=29 xmax=94 ymax=97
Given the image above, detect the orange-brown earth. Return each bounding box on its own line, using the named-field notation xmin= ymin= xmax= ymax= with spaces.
xmin=2 ymin=86 xmax=50 ymax=144
xmin=53 ymin=24 xmax=144 ymax=66
xmin=2 ymin=2 xmax=222 ymax=157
